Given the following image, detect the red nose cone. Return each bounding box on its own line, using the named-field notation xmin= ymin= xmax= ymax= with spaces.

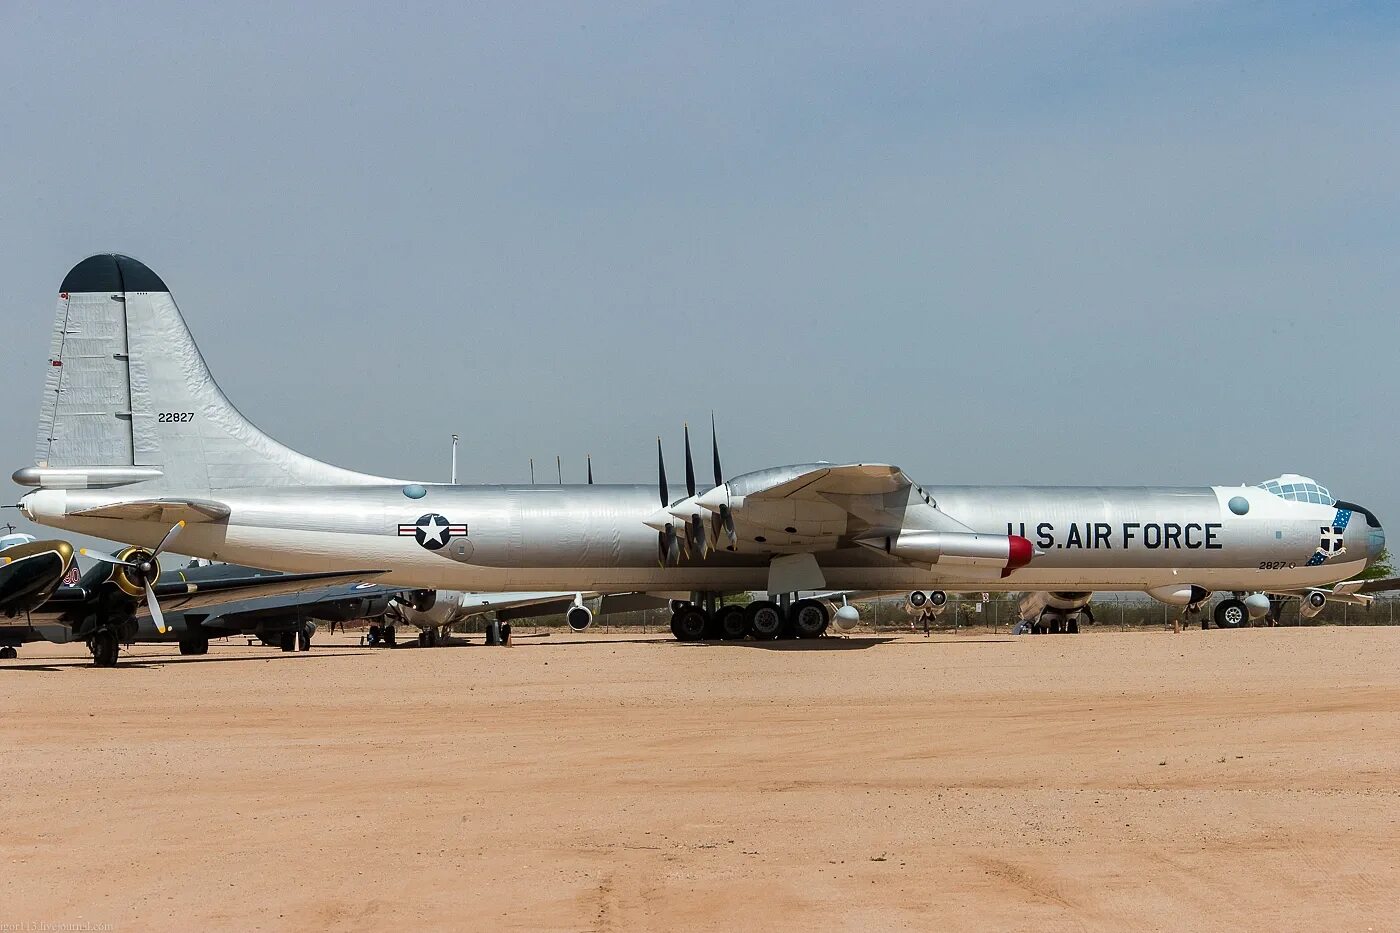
xmin=1006 ymin=535 xmax=1034 ymax=570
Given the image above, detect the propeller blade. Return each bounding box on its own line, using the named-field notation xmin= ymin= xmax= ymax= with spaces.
xmin=144 ymin=580 xmax=167 ymax=634
xmin=683 ymin=423 xmax=696 ymax=498
xmin=152 ymin=520 xmax=186 ymax=558
xmin=79 ymin=548 xmax=138 ymax=567
xmin=721 ymin=504 xmax=736 ymax=546
xmin=710 ymin=412 xmax=723 ymax=487
xmin=587 ymin=455 xmax=593 ymax=485
xmin=657 ymin=437 xmax=668 ymax=507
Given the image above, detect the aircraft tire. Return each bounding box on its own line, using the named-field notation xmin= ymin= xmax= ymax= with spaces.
xmin=91 ymin=629 xmax=119 ymax=667
xmin=746 ymin=601 xmax=784 ymax=640
xmin=1213 ymin=599 xmax=1247 ymax=629
xmin=178 ymin=637 xmax=209 ymax=656
xmin=384 ymin=624 xmax=397 ymax=647
xmin=790 ymin=599 xmax=829 ymax=638
xmin=674 ymin=606 xmax=709 ymax=641
xmin=1066 ymin=618 xmax=1080 ymax=635
xmin=669 ymin=614 xmax=684 ymax=640
xmin=716 ymin=605 xmax=748 ymax=640
xmin=279 ymin=631 xmax=296 ymax=652
xmin=0 ymin=646 xmax=16 ymax=660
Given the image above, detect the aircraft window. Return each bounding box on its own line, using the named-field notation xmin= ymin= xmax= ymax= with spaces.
xmin=1254 ymin=476 xmax=1335 ymax=505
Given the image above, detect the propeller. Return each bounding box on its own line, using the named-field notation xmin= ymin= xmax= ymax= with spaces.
xmin=656 ymin=438 xmax=680 ymax=565
xmin=681 ymin=424 xmax=709 ymax=558
xmin=708 ymin=413 xmax=736 ymax=548
xmin=587 ymin=454 xmax=593 ymax=485
xmin=81 ymin=520 xmax=185 ymax=634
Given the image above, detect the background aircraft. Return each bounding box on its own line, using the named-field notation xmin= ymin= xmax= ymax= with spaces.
xmin=0 ymin=530 xmax=75 ymax=631
xmin=387 ymin=589 xmax=670 ymax=645
xmin=1 ymin=539 xmax=389 ymax=665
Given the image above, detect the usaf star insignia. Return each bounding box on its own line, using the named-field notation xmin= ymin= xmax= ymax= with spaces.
xmin=398 ymin=513 xmax=468 ymax=551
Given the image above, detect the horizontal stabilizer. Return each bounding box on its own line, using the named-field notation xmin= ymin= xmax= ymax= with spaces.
xmin=68 ymin=498 xmax=231 ymax=523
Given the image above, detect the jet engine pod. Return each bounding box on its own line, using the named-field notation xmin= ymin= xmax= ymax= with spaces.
xmin=1301 ymin=590 xmax=1328 ymax=619
xmin=407 ymin=589 xmax=437 ymax=612
xmin=567 ymin=604 xmax=593 ymax=632
xmin=1146 ymin=584 xmax=1210 ymax=607
xmin=906 ymin=590 xmax=948 ymax=616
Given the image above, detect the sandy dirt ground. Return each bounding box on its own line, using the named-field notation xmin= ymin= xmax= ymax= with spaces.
xmin=3 ymin=626 xmax=1398 ymax=932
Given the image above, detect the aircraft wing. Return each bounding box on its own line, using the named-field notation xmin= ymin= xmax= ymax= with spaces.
xmin=441 ymin=591 xmax=670 ymax=623
xmin=146 ymin=569 xmax=387 ymax=614
xmin=191 ymin=582 xmax=404 ymax=630
xmin=707 ymin=462 xmax=972 ymax=554
xmin=1351 ymin=577 xmax=1400 ymax=594
xmin=448 ymin=591 xmax=585 ymax=622
xmin=1271 ymin=582 xmax=1375 ymax=607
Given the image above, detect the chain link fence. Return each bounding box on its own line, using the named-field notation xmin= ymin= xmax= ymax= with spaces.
xmin=440 ymin=592 xmax=1400 ymax=636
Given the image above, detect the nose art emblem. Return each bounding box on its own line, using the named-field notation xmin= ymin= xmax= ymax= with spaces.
xmin=1307 ymin=509 xmax=1352 ymax=566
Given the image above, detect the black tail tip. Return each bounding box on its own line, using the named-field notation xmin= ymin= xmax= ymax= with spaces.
xmin=60 ymin=254 xmax=167 ymax=294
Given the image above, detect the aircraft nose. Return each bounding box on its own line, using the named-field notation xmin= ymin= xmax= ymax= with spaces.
xmin=1367 ymin=522 xmax=1386 ymax=566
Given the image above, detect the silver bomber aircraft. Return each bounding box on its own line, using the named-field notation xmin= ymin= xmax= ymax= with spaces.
xmin=13 ymin=255 xmax=1387 ymax=644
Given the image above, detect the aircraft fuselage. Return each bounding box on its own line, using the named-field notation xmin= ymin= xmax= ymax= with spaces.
xmin=21 ymin=479 xmax=1376 ymax=595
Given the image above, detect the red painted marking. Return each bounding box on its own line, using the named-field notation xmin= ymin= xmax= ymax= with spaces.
xmin=59 ymin=291 xmax=68 ymax=299
xmin=1005 ymin=534 xmax=1034 ymax=570
xmin=50 ymin=360 xmax=62 ymax=367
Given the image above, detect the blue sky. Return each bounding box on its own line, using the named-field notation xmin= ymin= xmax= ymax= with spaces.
xmin=1 ymin=2 xmax=1397 ymax=542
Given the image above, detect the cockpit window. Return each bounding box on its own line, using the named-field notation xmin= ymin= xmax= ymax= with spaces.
xmin=1257 ymin=475 xmax=1334 ymax=506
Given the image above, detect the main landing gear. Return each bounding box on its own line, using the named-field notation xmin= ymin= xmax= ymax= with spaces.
xmin=669 ymin=594 xmax=831 ymax=642
xmin=1030 ymin=604 xmax=1094 ymax=634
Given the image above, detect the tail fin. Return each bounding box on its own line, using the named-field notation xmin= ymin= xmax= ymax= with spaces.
xmin=23 ymin=254 xmax=392 ymax=492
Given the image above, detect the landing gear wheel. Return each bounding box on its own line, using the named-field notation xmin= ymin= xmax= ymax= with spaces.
xmin=715 ymin=605 xmax=748 ymax=640
xmin=669 ymin=614 xmax=685 ymax=640
xmin=178 ymin=637 xmax=209 ymax=656
xmin=297 ymin=625 xmax=313 ymax=651
xmin=280 ymin=631 xmax=296 ymax=652
xmin=1213 ymin=598 xmax=1247 ymax=629
xmin=0 ymin=646 xmax=16 ymax=660
xmin=790 ymin=599 xmax=829 ymax=638
xmin=91 ymin=629 xmax=119 ymax=667
xmin=673 ymin=606 xmax=709 ymax=641
xmin=746 ymin=601 xmax=784 ymax=640
xmin=383 ymin=624 xmax=397 ymax=647
xmin=1066 ymin=618 xmax=1080 ymax=635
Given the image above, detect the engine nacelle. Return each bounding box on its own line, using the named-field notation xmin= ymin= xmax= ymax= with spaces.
xmin=566 ymin=604 xmax=593 ymax=632
xmin=1244 ymin=593 xmax=1272 ymax=620
xmin=1146 ymin=584 xmax=1210 ymax=607
xmin=829 ymin=600 xmax=860 ymax=632
xmin=1300 ymin=590 xmax=1327 ymax=619
xmin=407 ymin=589 xmax=437 ymax=612
xmin=110 ymin=546 xmax=161 ymax=598
xmin=906 ymin=590 xmax=948 ymax=618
